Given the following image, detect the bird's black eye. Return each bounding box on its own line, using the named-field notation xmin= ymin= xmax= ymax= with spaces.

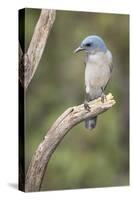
xmin=86 ymin=43 xmax=92 ymax=47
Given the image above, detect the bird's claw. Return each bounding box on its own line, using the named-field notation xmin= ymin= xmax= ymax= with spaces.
xmin=84 ymin=100 xmax=91 ymax=111
xmin=101 ymin=93 xmax=107 ymax=103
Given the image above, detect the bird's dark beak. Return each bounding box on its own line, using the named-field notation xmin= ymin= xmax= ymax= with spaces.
xmin=74 ymin=46 xmax=85 ymax=53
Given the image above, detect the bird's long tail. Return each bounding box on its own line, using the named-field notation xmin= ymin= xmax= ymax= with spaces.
xmin=85 ymin=116 xmax=97 ymax=129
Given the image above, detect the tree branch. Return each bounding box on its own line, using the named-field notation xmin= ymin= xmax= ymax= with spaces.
xmin=19 ymin=9 xmax=56 ymax=89
xmin=25 ymin=93 xmax=116 ymax=192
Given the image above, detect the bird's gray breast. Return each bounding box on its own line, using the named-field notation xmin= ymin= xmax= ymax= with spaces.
xmin=85 ymin=50 xmax=112 ymax=99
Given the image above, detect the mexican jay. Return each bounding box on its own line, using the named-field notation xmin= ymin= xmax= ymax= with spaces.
xmin=74 ymin=35 xmax=113 ymax=129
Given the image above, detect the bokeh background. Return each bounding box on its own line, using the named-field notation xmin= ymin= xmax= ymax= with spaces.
xmin=23 ymin=9 xmax=129 ymax=190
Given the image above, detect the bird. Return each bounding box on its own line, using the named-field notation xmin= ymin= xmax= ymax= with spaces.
xmin=74 ymin=35 xmax=113 ymax=129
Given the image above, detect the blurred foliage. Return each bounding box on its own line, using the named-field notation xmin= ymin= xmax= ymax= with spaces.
xmin=23 ymin=8 xmax=129 ymax=190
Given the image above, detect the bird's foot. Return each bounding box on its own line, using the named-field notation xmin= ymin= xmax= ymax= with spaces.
xmin=101 ymin=93 xmax=107 ymax=103
xmin=84 ymin=100 xmax=91 ymax=111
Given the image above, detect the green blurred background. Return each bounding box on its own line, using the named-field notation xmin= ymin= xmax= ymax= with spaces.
xmin=23 ymin=9 xmax=129 ymax=190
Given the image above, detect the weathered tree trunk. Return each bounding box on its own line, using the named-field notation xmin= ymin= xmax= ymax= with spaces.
xmin=19 ymin=9 xmax=56 ymax=89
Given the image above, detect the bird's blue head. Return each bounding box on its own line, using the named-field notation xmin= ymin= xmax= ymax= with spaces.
xmin=74 ymin=35 xmax=107 ymax=54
